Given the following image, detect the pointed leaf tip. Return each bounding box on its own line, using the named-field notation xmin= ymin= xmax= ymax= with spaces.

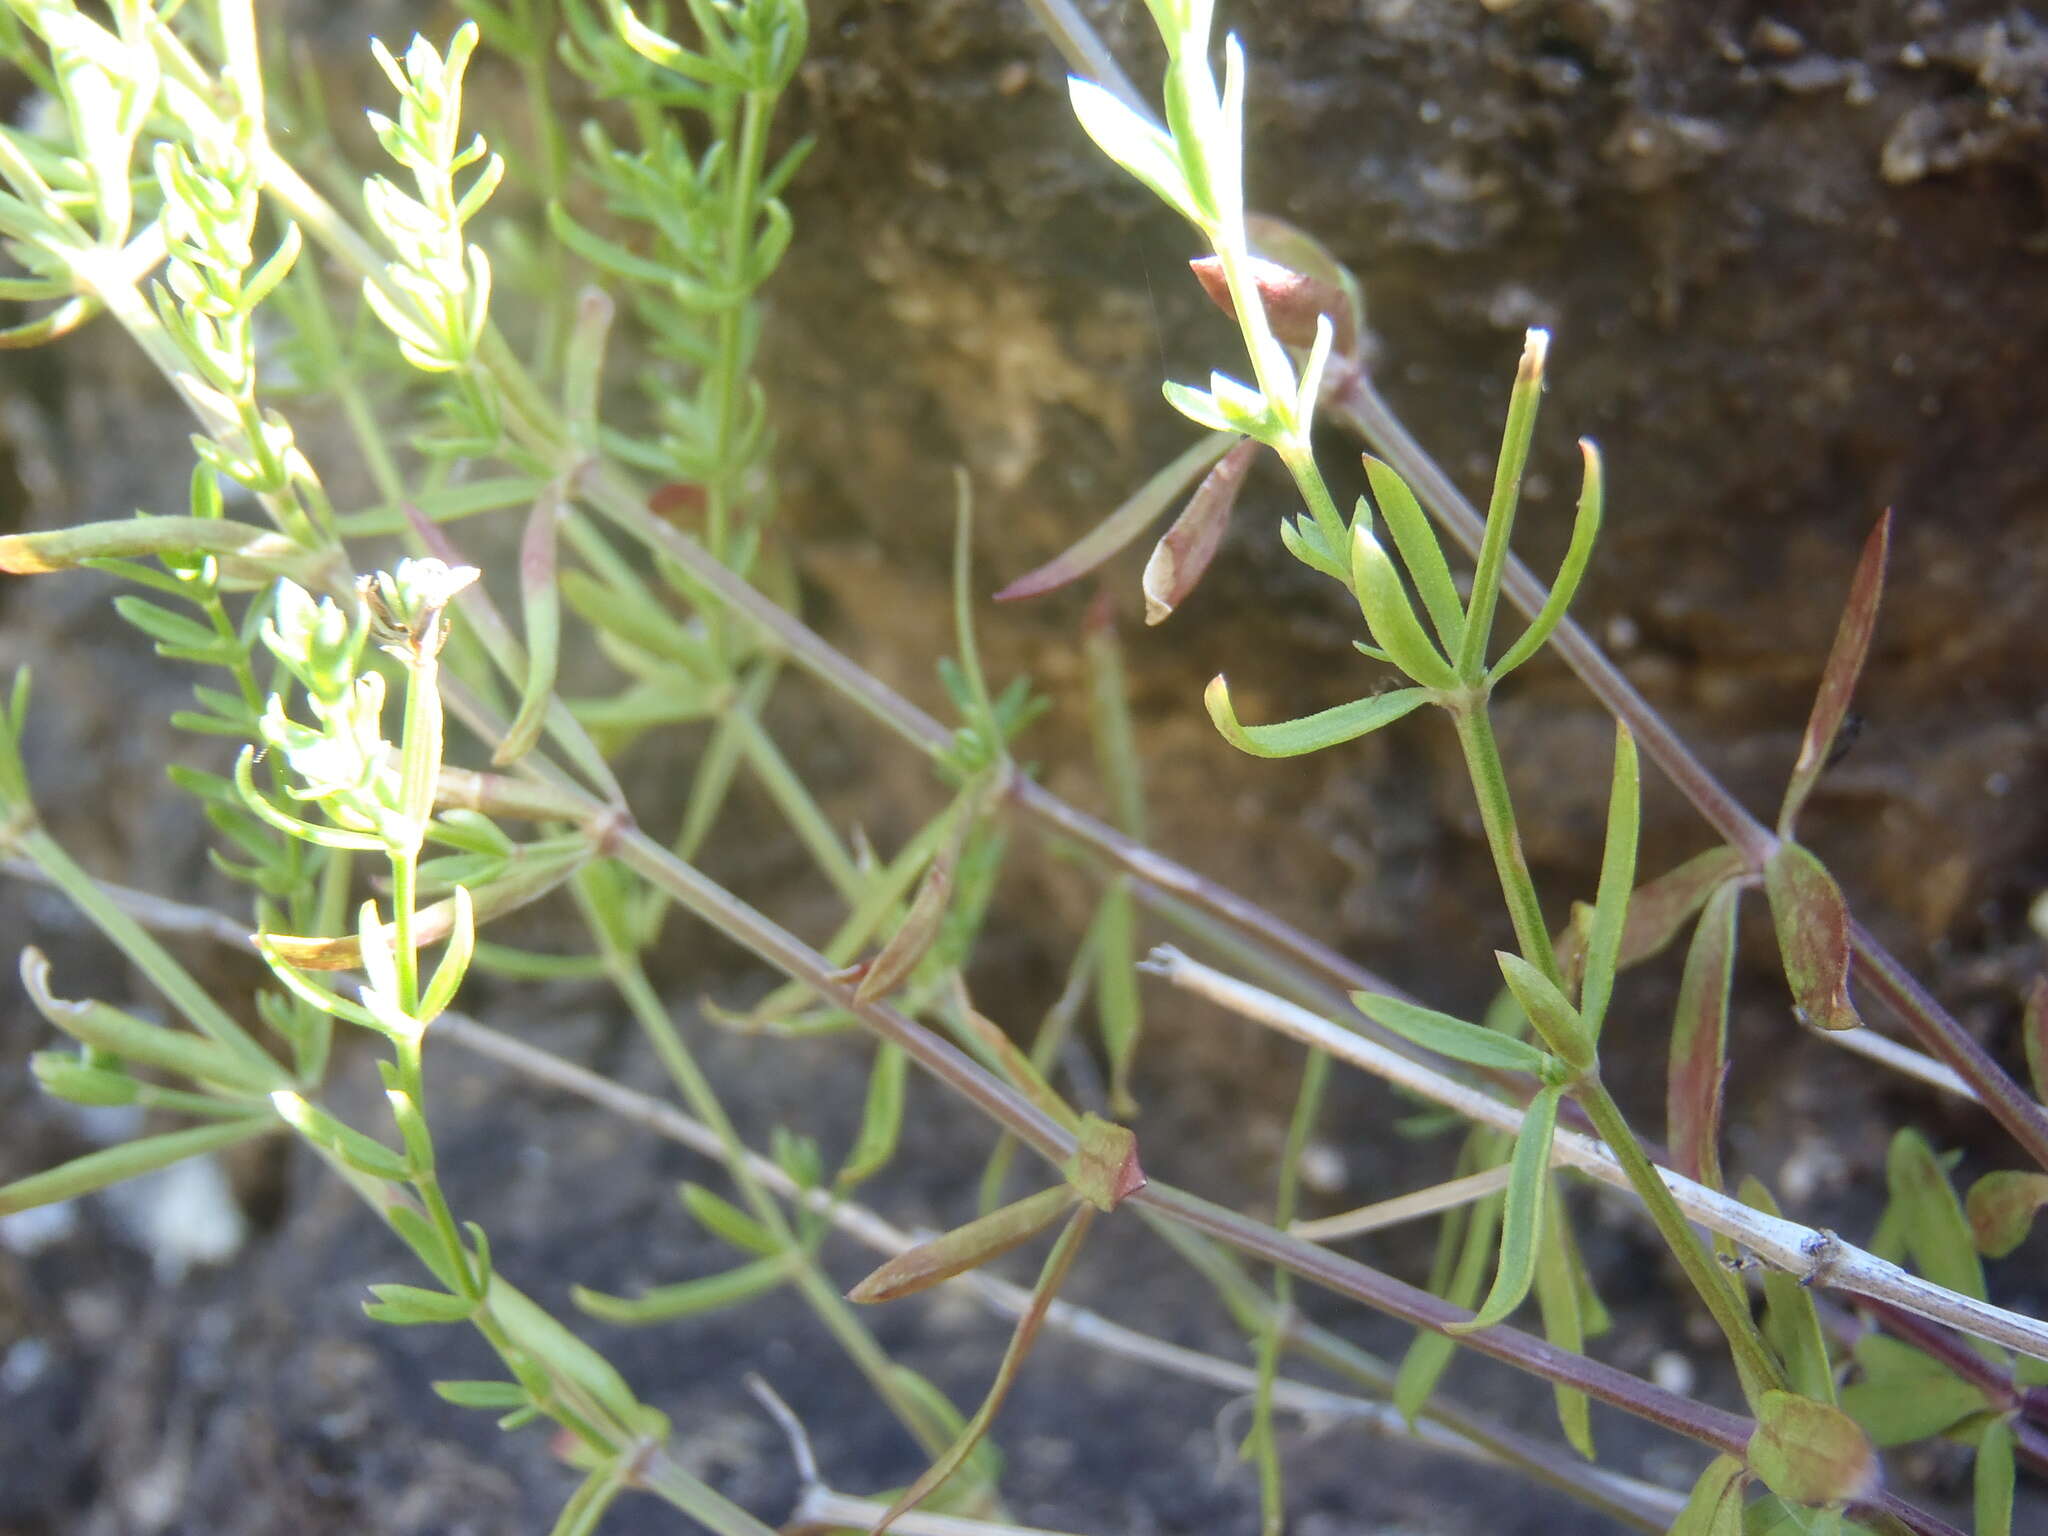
xmin=1205 ymin=674 xmax=1432 ymax=758
xmin=995 ymin=433 xmax=1235 ymax=602
xmin=1779 ymin=509 xmax=1890 ymax=837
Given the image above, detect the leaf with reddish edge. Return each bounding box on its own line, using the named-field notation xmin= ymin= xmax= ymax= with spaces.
xmin=852 ymin=826 xmax=959 ymax=1006
xmin=1778 ymin=511 xmax=1890 ymax=837
xmin=1966 ymin=1170 xmax=2048 ymax=1258
xmin=845 ymin=1183 xmax=1077 ymax=1304
xmin=1669 ymin=1454 xmax=1746 ymax=1536
xmin=994 ymin=432 xmax=1237 ymax=602
xmin=1747 ymin=1390 xmax=1881 ymax=1508
xmin=2024 ymin=976 xmax=2047 ymax=1108
xmin=1063 ymin=1112 xmax=1145 ymax=1212
xmin=1143 ymin=436 xmax=1257 ymax=624
xmin=871 ymin=1205 xmax=1097 ymax=1535
xmin=1669 ymin=881 xmax=1741 ymax=1188
xmin=1765 ymin=841 xmax=1862 ymax=1032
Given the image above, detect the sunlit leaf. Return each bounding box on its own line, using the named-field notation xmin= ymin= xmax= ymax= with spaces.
xmin=1349 ymin=519 xmax=1456 ymax=689
xmin=1205 ymin=676 xmax=1432 ymax=758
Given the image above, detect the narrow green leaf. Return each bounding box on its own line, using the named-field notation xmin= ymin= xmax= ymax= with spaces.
xmin=837 ymin=1042 xmax=908 ymax=1193
xmin=1362 ymin=455 xmax=1465 ymax=656
xmin=494 ymin=480 xmax=565 ymax=765
xmin=112 ymin=595 xmax=230 ymax=655
xmin=1349 ymin=519 xmax=1457 ymax=689
xmin=1966 ymin=1170 xmax=2048 ymax=1258
xmin=20 ymin=949 xmax=283 ymax=1096
xmin=1494 ymin=953 xmax=1595 ymax=1074
xmin=1489 ymin=440 xmax=1606 ymax=684
xmin=1090 ymin=881 xmax=1143 ymax=1117
xmin=1746 ymin=1391 xmax=1879 ymax=1507
xmin=0 ymin=1116 xmax=272 ymax=1215
xmin=546 ymin=1460 xmax=630 ymax=1536
xmin=887 ymin=1365 xmax=1003 ymax=1494
xmin=1839 ymin=1334 xmax=1989 ymax=1446
xmin=572 ymin=1255 xmax=791 ymax=1324
xmin=1067 ymin=77 xmax=1201 ymax=224
xmin=432 ymin=1379 xmax=529 ymax=1410
xmin=995 ymin=432 xmax=1235 ymax=602
xmin=1970 ymin=1416 xmax=2016 ymax=1536
xmin=485 ymin=1276 xmax=644 ymax=1430
xmin=1450 ymin=1084 xmax=1562 ymax=1334
xmin=1205 ymin=676 xmax=1432 ymax=758
xmin=1779 ymin=512 xmax=1889 ymax=838
xmin=852 ymin=832 xmax=957 ymax=1006
xmin=364 ymin=1282 xmax=476 ymax=1326
xmin=1669 ymin=882 xmax=1741 ymax=1188
xmin=678 ymin=1182 xmax=779 ymax=1257
xmin=1349 ymin=989 xmax=1553 ymax=1076
xmin=1532 ymin=1179 xmax=1594 ymax=1459
xmin=1740 ymin=1178 xmax=1835 ymax=1403
xmin=871 ymin=1206 xmax=1095 ymax=1535
xmin=1579 ymin=724 xmax=1639 ymax=1039
xmin=1764 ymin=842 xmax=1862 ymax=1031
xmin=1886 ymin=1128 xmax=1987 ymax=1303
xmin=848 ymin=1184 xmax=1076 ymax=1303
xmin=1670 ymin=1454 xmax=1747 ymax=1536
xmin=1454 ymin=330 xmax=1548 ymax=681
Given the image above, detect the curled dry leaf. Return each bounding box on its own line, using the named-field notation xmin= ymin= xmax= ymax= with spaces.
xmin=1142 ymin=436 xmax=1256 ymax=624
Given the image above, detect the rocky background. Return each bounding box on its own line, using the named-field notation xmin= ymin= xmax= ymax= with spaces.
xmin=3 ymin=1 xmax=2046 ymax=1532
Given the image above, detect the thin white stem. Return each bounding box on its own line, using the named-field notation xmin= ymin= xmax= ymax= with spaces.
xmin=1816 ymin=1020 xmax=1975 ymax=1101
xmin=1148 ymin=945 xmax=2048 ymax=1365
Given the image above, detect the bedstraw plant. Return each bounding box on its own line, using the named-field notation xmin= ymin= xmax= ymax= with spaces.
xmin=0 ymin=2 xmax=2042 ymax=1534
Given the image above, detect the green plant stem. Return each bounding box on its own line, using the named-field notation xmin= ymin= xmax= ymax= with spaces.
xmin=1447 ymin=698 xmax=1560 ymax=987
xmin=570 ymin=870 xmax=955 ymax=1464
xmin=705 ymin=87 xmax=775 ymax=563
xmin=321 ymin=1153 xmax=776 ymax=1536
xmin=1574 ymin=1077 xmax=1783 ymax=1398
xmin=1328 ymin=364 xmax=2048 ymax=1170
xmin=1249 ymin=1049 xmax=1327 ymax=1536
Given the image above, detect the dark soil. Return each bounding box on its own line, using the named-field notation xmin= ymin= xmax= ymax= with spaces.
xmin=3 ymin=2 xmax=2046 ymax=1532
